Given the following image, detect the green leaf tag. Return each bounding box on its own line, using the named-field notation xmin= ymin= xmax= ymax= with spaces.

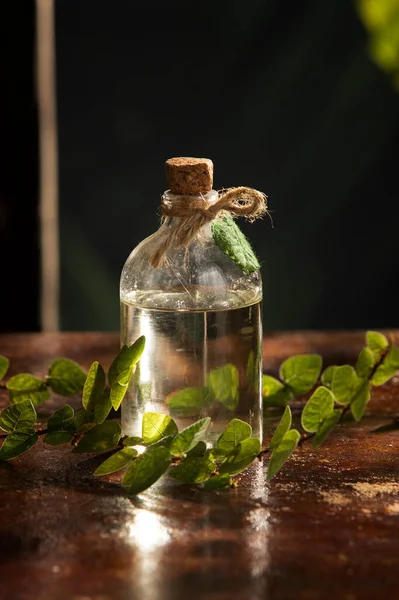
xmin=266 ymin=429 xmax=300 ymax=480
xmin=6 ymin=374 xmax=50 ymax=406
xmin=219 ymin=437 xmax=261 ymax=476
xmin=142 ymin=412 xmax=178 ymax=445
xmin=0 ymin=356 xmax=10 ymax=380
xmin=280 ymin=354 xmax=322 ymax=395
xmin=211 ymin=216 xmax=260 ymax=274
xmin=262 ymin=375 xmax=293 ymax=407
xmin=216 ymin=418 xmax=252 ymax=454
xmin=269 ymin=406 xmax=292 ymax=449
xmin=0 ymin=427 xmax=38 ymax=460
xmin=170 ymin=417 xmax=211 ymax=456
xmin=0 ymin=399 xmax=36 ymax=432
xmin=122 ymin=446 xmax=171 ymax=495
xmin=47 ymin=359 xmax=86 ymax=396
xmin=73 ymin=421 xmax=121 ymax=453
xmin=94 ymin=447 xmax=138 ymax=476
xmin=170 ymin=456 xmax=216 ymax=483
xmin=83 ymin=362 xmax=106 ymax=411
xmin=108 ymin=336 xmax=146 ymax=410
xmin=301 ymin=386 xmax=334 ymax=433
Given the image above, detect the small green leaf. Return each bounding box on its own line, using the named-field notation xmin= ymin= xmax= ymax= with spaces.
xmin=123 ymin=436 xmax=143 ymax=446
xmin=0 ymin=356 xmax=10 ymax=380
xmin=44 ymin=430 xmax=75 ymax=446
xmin=350 ymin=381 xmax=371 ymax=421
xmin=170 ymin=456 xmax=216 ymax=483
xmin=313 ymin=409 xmax=341 ymax=448
xmin=6 ymin=374 xmax=50 ymax=406
xmin=186 ymin=440 xmax=207 ymax=458
xmin=94 ymin=389 xmax=113 ymax=424
xmin=82 ymin=361 xmax=106 ymax=411
xmin=146 ymin=434 xmax=176 ymax=451
xmin=262 ymin=375 xmax=293 ymax=407
xmin=331 ymin=365 xmax=358 ymax=405
xmin=0 ymin=427 xmax=38 ymax=460
xmin=201 ymin=474 xmax=232 ymax=490
xmin=219 ymin=437 xmax=261 ymax=476
xmin=122 ymin=446 xmax=171 ymax=495
xmin=108 ymin=337 xmax=146 ymax=410
xmin=211 ymin=216 xmax=260 ymax=274
xmin=207 ymin=364 xmax=239 ymax=410
xmin=74 ymin=408 xmax=96 ymax=433
xmin=269 ymin=406 xmax=292 ymax=449
xmin=94 ymin=447 xmax=138 ymax=476
xmin=280 ymin=354 xmax=322 ymax=395
xmin=356 ymin=348 xmax=376 ymax=378
xmin=321 ymin=366 xmax=338 ymax=388
xmin=167 ymin=386 xmax=211 ymax=416
xmin=170 ymin=417 xmax=211 ymax=456
xmin=301 ymin=386 xmax=335 ymax=433
xmin=73 ymin=421 xmax=121 ymax=453
xmin=366 ymin=331 xmax=389 ymax=355
xmin=0 ymin=399 xmax=36 ymax=432
xmin=47 ymin=404 xmax=75 ymax=432
xmin=371 ymin=348 xmax=399 ymax=386
xmin=266 ymin=429 xmax=300 ymax=480
xmin=142 ymin=412 xmax=178 ymax=445
xmin=47 ymin=358 xmax=86 ymax=396
xmin=216 ymin=418 xmax=252 ymax=454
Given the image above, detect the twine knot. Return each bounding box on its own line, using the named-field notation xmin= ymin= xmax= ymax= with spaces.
xmin=150 ymin=186 xmax=268 ymax=269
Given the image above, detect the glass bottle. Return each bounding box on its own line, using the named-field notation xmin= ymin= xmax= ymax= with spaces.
xmin=120 ymin=157 xmax=263 ymax=444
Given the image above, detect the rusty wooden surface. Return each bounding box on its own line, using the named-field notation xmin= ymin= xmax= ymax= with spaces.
xmin=0 ymin=332 xmax=398 ymax=600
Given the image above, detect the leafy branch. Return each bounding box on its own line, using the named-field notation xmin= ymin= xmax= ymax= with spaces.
xmin=0 ymin=331 xmax=398 ymax=494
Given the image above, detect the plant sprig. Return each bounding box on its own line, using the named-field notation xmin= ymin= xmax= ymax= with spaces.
xmin=0 ymin=331 xmax=398 ymax=494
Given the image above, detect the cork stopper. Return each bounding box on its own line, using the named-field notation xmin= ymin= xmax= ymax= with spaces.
xmin=165 ymin=157 xmax=214 ymax=195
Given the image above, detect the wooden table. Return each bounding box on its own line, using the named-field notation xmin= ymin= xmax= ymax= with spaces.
xmin=0 ymin=332 xmax=398 ymax=600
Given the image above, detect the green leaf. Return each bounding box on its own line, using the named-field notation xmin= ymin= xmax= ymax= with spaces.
xmin=82 ymin=361 xmax=106 ymax=411
xmin=74 ymin=408 xmax=96 ymax=433
xmin=47 ymin=358 xmax=86 ymax=396
xmin=0 ymin=427 xmax=38 ymax=460
xmin=167 ymin=386 xmax=211 ymax=417
xmin=350 ymin=381 xmax=371 ymax=421
xmin=266 ymin=429 xmax=300 ymax=480
xmin=0 ymin=356 xmax=10 ymax=380
xmin=280 ymin=354 xmax=322 ymax=395
xmin=142 ymin=412 xmax=178 ymax=445
xmin=146 ymin=434 xmax=176 ymax=451
xmin=371 ymin=348 xmax=399 ymax=386
xmin=301 ymin=386 xmax=335 ymax=433
xmin=123 ymin=436 xmax=143 ymax=446
xmin=216 ymin=418 xmax=252 ymax=454
xmin=313 ymin=409 xmax=341 ymax=448
xmin=331 ymin=365 xmax=358 ymax=405
xmin=6 ymin=373 xmax=50 ymax=406
xmin=94 ymin=447 xmax=138 ymax=476
xmin=219 ymin=437 xmax=261 ymax=476
xmin=47 ymin=404 xmax=75 ymax=431
xmin=262 ymin=375 xmax=293 ymax=407
xmin=366 ymin=331 xmax=389 ymax=355
xmin=122 ymin=446 xmax=171 ymax=495
xmin=73 ymin=421 xmax=121 ymax=453
xmin=207 ymin=364 xmax=239 ymax=410
xmin=170 ymin=456 xmax=216 ymax=483
xmin=269 ymin=406 xmax=292 ymax=449
xmin=211 ymin=216 xmax=260 ymax=275
xmin=43 ymin=430 xmax=75 ymax=446
xmin=0 ymin=399 xmax=36 ymax=432
xmin=321 ymin=366 xmax=338 ymax=388
xmin=170 ymin=417 xmax=211 ymax=456
xmin=186 ymin=440 xmax=207 ymax=458
xmin=201 ymin=474 xmax=232 ymax=490
xmin=108 ymin=337 xmax=146 ymax=410
xmin=356 ymin=348 xmax=376 ymax=378
xmin=94 ymin=389 xmax=113 ymax=424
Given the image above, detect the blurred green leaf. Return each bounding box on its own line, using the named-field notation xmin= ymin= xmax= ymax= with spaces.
xmin=108 ymin=337 xmax=145 ymax=410
xmin=201 ymin=474 xmax=232 ymax=490
xmin=266 ymin=429 xmax=300 ymax=480
xmin=216 ymin=418 xmax=252 ymax=454
xmin=262 ymin=375 xmax=293 ymax=407
xmin=170 ymin=456 xmax=215 ymax=483
xmin=356 ymin=347 xmax=376 ymax=378
xmin=0 ymin=399 xmax=36 ymax=432
xmin=186 ymin=440 xmax=207 ymax=458
xmin=122 ymin=446 xmax=171 ymax=495
xmin=350 ymin=381 xmax=371 ymax=421
xmin=219 ymin=437 xmax=261 ymax=476
xmin=0 ymin=427 xmax=38 ymax=460
xmin=170 ymin=417 xmax=211 ymax=456
xmin=269 ymin=406 xmax=292 ymax=449
xmin=83 ymin=362 xmax=106 ymax=411
xmin=142 ymin=412 xmax=178 ymax=445
xmin=47 ymin=358 xmax=86 ymax=396
xmin=207 ymin=364 xmax=239 ymax=411
xmin=331 ymin=365 xmax=358 ymax=405
xmin=0 ymin=356 xmax=10 ymax=380
xmin=167 ymin=386 xmax=211 ymax=417
xmin=74 ymin=408 xmax=96 ymax=433
xmin=73 ymin=421 xmax=121 ymax=453
xmin=47 ymin=404 xmax=75 ymax=431
xmin=301 ymin=386 xmax=335 ymax=433
xmin=321 ymin=366 xmax=339 ymax=388
xmin=44 ymin=430 xmax=75 ymax=446
xmin=123 ymin=436 xmax=143 ymax=446
xmin=371 ymin=348 xmax=399 ymax=386
xmin=313 ymin=409 xmax=341 ymax=448
xmin=94 ymin=447 xmax=138 ymax=476
xmin=6 ymin=374 xmax=50 ymax=406
xmin=366 ymin=331 xmax=389 ymax=355
xmin=94 ymin=389 xmax=113 ymax=424
xmin=280 ymin=354 xmax=322 ymax=395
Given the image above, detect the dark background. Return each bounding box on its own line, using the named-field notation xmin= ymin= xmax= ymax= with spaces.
xmin=2 ymin=1 xmax=399 ymax=332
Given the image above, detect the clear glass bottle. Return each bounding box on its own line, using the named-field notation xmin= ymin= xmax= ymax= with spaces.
xmin=120 ymin=158 xmax=263 ymax=444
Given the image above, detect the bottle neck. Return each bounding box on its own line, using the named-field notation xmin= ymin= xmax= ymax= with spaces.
xmin=160 ymin=189 xmax=219 ymax=235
